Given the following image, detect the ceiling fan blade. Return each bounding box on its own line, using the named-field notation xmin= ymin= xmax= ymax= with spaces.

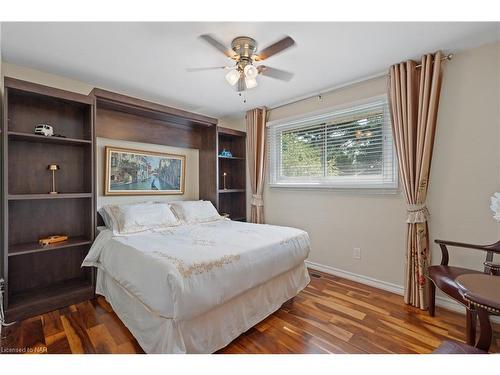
xmin=186 ymin=66 xmax=230 ymax=72
xmin=253 ymin=36 xmax=295 ymax=61
xmin=236 ymin=76 xmax=247 ymax=92
xmin=257 ymin=66 xmax=294 ymax=81
xmin=199 ymin=34 xmax=238 ymax=60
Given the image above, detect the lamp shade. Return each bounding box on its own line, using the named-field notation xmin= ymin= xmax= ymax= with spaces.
xmin=225 ymin=69 xmax=240 ymax=86
xmin=244 ymin=64 xmax=258 ymax=80
xmin=245 ymin=77 xmax=258 ymax=89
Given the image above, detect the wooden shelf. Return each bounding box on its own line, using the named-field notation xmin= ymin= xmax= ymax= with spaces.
xmin=8 ymin=236 xmax=93 ymax=257
xmin=218 ymin=155 xmax=245 ymax=160
xmin=92 ymin=88 xmax=217 ymax=128
xmin=217 ymin=126 xmax=246 ymax=221
xmin=218 ymin=127 xmax=246 ymax=137
xmin=8 ymin=193 xmax=92 ymax=200
xmin=6 ymin=278 xmax=94 ymax=322
xmin=219 ymin=189 xmax=245 ymax=193
xmin=3 ymin=77 xmax=96 ymax=322
xmin=8 ymin=131 xmax=92 ymax=145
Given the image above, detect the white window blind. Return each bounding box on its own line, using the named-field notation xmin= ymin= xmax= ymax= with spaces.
xmin=268 ymin=97 xmax=398 ymax=190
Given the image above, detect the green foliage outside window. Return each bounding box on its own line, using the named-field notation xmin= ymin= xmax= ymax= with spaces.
xmin=280 ymin=113 xmax=384 ymax=178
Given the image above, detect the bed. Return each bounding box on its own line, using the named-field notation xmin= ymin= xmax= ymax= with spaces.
xmin=82 ymin=217 xmax=311 ymax=353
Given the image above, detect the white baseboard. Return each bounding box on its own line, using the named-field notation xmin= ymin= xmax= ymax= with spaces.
xmin=305 ymin=260 xmax=470 ymax=315
xmin=306 ymin=260 xmax=406 ymax=297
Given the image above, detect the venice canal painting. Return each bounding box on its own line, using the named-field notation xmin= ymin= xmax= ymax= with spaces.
xmin=105 ymin=147 xmax=185 ymax=195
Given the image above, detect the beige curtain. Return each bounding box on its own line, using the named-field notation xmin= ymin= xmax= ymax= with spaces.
xmin=246 ymin=107 xmax=267 ymax=224
xmin=388 ymin=51 xmax=443 ymax=309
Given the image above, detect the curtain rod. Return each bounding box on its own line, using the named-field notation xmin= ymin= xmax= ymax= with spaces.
xmin=269 ymin=72 xmax=386 ymax=111
xmin=415 ymin=53 xmax=453 ymax=68
xmin=270 ymin=53 xmax=453 ymax=112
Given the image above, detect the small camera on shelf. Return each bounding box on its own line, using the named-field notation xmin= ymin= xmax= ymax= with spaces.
xmin=34 ymin=124 xmax=54 ymax=136
xmin=34 ymin=124 xmax=66 ymax=138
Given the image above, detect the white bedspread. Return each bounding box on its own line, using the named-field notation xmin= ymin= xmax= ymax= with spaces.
xmin=82 ymin=220 xmax=310 ymax=321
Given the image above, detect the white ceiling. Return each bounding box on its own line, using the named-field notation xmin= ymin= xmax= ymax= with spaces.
xmin=1 ymin=22 xmax=499 ymax=118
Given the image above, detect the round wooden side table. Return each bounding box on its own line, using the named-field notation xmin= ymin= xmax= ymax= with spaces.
xmin=456 ymin=274 xmax=500 ymax=352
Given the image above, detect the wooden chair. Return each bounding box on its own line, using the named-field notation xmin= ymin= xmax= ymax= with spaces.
xmin=427 ymin=239 xmax=500 ymax=346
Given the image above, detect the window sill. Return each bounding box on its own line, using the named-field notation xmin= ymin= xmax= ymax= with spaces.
xmin=268 ymin=183 xmax=400 ymax=195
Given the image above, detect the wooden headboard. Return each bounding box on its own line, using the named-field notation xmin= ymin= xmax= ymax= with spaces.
xmin=91 ymin=88 xmax=219 ymax=225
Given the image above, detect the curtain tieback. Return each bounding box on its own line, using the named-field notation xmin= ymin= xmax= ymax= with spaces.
xmin=406 ymin=203 xmax=430 ymax=224
xmin=251 ymin=194 xmax=264 ymax=207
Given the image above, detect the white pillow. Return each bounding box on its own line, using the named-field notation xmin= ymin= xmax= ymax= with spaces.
xmin=98 ymin=206 xmax=116 ymax=230
xmin=99 ymin=202 xmax=155 ymax=232
xmin=102 ymin=202 xmax=180 ymax=235
xmin=169 ymin=200 xmax=222 ymax=224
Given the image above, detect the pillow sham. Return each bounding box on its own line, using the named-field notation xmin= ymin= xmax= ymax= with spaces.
xmin=169 ymin=200 xmax=222 ymax=224
xmin=102 ymin=202 xmax=180 ymax=235
xmin=98 ymin=203 xmax=152 ymax=232
xmin=98 ymin=207 xmax=113 ymax=229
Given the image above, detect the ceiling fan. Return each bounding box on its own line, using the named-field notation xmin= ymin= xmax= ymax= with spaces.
xmin=187 ymin=34 xmax=296 ymax=92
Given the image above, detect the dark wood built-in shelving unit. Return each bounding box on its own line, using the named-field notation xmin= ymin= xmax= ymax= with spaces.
xmin=8 ymin=237 xmax=94 ymax=257
xmin=8 ymin=193 xmax=93 ymax=200
xmin=218 ymin=155 xmax=245 ymax=160
xmin=218 ymin=189 xmax=245 ymax=193
xmin=2 ymin=77 xmax=96 ymax=321
xmin=217 ymin=127 xmax=246 ymax=221
xmin=0 ymin=79 xmax=246 ymax=322
xmin=91 ymin=87 xmax=220 ymax=211
xmin=8 ymin=131 xmax=93 ymax=145
xmin=91 ymin=89 xmax=246 ymax=223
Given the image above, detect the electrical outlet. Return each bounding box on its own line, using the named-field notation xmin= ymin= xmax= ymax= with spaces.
xmin=353 ymin=247 xmax=361 ymax=260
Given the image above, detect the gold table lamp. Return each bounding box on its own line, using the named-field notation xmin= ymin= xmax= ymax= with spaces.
xmin=48 ymin=164 xmax=60 ymax=194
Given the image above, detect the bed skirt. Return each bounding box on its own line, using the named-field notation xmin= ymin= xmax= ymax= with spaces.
xmin=95 ymin=263 xmax=310 ymax=353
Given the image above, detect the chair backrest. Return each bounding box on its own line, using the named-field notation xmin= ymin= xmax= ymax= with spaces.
xmin=484 ymin=251 xmax=496 ymax=274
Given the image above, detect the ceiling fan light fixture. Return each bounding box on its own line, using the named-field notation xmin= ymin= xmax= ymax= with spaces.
xmin=195 ymin=34 xmax=295 ymax=91
xmin=225 ymin=69 xmax=240 ymax=86
xmin=245 ymin=77 xmax=258 ymax=89
xmin=243 ymin=64 xmax=258 ymax=80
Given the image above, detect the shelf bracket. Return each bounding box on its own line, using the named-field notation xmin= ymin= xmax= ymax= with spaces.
xmin=0 ymin=278 xmax=16 ymax=338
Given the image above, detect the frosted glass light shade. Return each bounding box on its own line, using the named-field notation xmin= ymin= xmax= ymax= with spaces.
xmin=225 ymin=69 xmax=240 ymax=86
xmin=245 ymin=77 xmax=258 ymax=89
xmin=244 ymin=64 xmax=258 ymax=80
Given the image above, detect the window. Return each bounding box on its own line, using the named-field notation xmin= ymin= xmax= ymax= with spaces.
xmin=268 ymin=97 xmax=397 ymax=190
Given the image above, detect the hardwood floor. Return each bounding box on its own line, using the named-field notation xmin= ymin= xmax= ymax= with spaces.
xmin=1 ymin=270 xmax=498 ymax=354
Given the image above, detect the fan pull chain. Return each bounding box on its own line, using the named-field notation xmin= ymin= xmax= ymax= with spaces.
xmin=238 ymin=92 xmax=247 ymax=104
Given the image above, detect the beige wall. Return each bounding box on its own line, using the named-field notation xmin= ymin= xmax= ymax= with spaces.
xmin=428 ymin=41 xmax=500 ymax=269
xmin=263 ymin=41 xmax=500 ymax=290
xmin=266 ymin=77 xmax=407 ymax=285
xmin=218 ymin=115 xmax=246 ymax=132
xmin=2 ymin=62 xmax=94 ymax=95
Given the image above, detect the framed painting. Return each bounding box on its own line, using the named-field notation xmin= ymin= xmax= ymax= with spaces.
xmin=105 ymin=146 xmax=185 ymax=195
